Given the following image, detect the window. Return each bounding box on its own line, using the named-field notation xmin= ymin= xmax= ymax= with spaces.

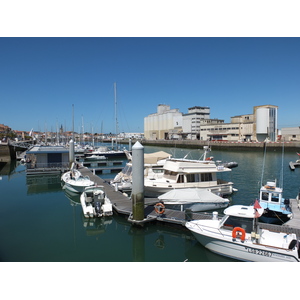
xmin=222 ymin=216 xmax=254 ymax=233
xmin=201 ymin=173 xmax=212 ymax=181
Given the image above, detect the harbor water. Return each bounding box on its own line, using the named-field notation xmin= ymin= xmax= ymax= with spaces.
xmin=0 ymin=144 xmax=299 ymax=262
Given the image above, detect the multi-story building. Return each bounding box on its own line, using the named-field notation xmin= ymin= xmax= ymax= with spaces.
xmin=144 ymin=104 xmax=279 ymax=142
xmin=144 ymin=104 xmax=183 ymax=140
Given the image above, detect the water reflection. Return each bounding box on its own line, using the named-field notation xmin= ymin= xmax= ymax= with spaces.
xmin=1 ymin=146 xmax=299 ymax=262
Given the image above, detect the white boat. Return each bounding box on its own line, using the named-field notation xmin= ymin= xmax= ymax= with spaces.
xmin=185 ymin=202 xmax=300 ymax=262
xmin=144 ymin=147 xmax=234 ymax=197
xmin=259 ymin=180 xmax=293 ymax=224
xmin=80 ymin=186 xmax=113 ymax=218
xmin=158 ymin=188 xmax=230 ymax=212
xmin=85 ymin=154 xmax=106 ymax=161
xmin=61 ymin=168 xmax=95 ymax=193
xmin=86 ymin=146 xmax=128 ymax=158
xmin=111 ymin=150 xmax=171 ymax=192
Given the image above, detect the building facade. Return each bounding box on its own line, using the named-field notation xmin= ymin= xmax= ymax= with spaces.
xmin=144 ymin=104 xmax=183 ymax=140
xmin=144 ymin=104 xmax=279 ymax=142
xmin=280 ymin=127 xmax=300 ymax=141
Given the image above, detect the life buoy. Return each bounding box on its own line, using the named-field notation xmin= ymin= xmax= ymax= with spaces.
xmin=154 ymin=202 xmax=165 ymax=214
xmin=232 ymin=227 xmax=246 ymax=242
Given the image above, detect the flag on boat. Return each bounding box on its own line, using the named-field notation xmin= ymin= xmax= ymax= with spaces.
xmin=297 ymin=152 xmax=300 ymax=156
xmin=254 ymin=199 xmax=263 ymax=218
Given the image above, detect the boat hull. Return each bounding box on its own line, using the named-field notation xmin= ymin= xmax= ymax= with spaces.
xmin=164 ymin=201 xmax=229 ymax=212
xmin=144 ymin=184 xmax=233 ymax=198
xmin=187 ymin=227 xmax=299 ymax=262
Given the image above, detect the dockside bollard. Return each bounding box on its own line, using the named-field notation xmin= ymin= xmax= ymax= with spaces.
xmin=131 ymin=141 xmax=144 ymax=221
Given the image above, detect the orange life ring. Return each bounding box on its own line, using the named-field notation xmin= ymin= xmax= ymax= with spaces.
xmin=232 ymin=227 xmax=246 ymax=241
xmin=154 ymin=203 xmax=165 ymax=214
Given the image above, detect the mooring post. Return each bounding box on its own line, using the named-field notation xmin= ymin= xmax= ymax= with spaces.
xmin=69 ymin=139 xmax=75 ymax=168
xmin=131 ymin=141 xmax=144 ymax=221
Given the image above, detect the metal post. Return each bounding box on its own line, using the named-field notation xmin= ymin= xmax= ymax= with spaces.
xmin=129 ymin=138 xmax=132 ymax=151
xmin=69 ymin=139 xmax=74 ymax=167
xmin=131 ymin=141 xmax=144 ymax=221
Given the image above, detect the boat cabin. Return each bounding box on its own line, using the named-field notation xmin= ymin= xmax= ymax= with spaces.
xmin=220 ymin=205 xmax=263 ymax=233
xmin=260 ymin=182 xmax=283 ymax=204
xmin=161 ymin=159 xmax=230 ymax=184
xmin=26 ymin=145 xmax=69 ymax=174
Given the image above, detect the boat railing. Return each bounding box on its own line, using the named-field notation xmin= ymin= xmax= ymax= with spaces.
xmin=26 ymin=162 xmax=70 ymax=170
xmin=192 ymin=219 xmax=229 ymax=238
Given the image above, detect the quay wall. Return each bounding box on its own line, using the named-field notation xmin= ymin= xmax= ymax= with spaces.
xmin=0 ymin=143 xmax=11 ymax=162
xmin=137 ymin=140 xmax=300 ymax=152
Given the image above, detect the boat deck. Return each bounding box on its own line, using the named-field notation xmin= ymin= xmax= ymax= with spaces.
xmin=289 ymin=161 xmax=300 ymax=170
xmin=79 ymin=165 xmax=300 ymax=236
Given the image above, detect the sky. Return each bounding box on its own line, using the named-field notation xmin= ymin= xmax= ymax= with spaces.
xmin=1 ymin=3 xmax=300 ymax=134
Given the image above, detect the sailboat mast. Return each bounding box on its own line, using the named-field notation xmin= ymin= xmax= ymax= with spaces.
xmin=114 ymin=82 xmax=118 ymax=149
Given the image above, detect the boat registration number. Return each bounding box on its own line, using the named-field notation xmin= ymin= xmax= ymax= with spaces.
xmin=245 ymin=247 xmax=272 ymax=257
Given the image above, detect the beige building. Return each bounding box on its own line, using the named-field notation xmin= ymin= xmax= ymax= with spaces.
xmin=280 ymin=127 xmax=300 ymax=141
xmin=144 ymin=104 xmax=182 ymax=140
xmin=144 ymin=104 xmax=279 ymax=142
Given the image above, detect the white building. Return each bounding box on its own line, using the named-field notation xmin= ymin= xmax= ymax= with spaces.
xmin=144 ymin=104 xmax=279 ymax=142
xmin=253 ymin=105 xmax=278 ymax=142
xmin=144 ymin=104 xmax=183 ymax=140
xmin=280 ymin=127 xmax=300 ymax=141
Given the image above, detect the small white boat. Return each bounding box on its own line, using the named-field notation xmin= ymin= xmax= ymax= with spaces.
xmin=259 ymin=180 xmax=293 ymax=224
xmin=85 ymin=154 xmax=106 ymax=161
xmin=80 ymin=186 xmax=113 ymax=218
xmin=158 ymin=188 xmax=229 ymax=212
xmin=185 ymin=202 xmax=300 ymax=262
xmin=61 ymin=167 xmax=95 ymax=193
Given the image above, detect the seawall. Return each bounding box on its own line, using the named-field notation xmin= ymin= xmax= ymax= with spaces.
xmin=0 ymin=143 xmax=11 ymax=162
xmin=138 ymin=140 xmax=300 ymax=152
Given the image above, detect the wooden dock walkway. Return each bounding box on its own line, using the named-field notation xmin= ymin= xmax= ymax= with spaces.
xmin=79 ymin=165 xmax=213 ymax=226
xmin=79 ymin=166 xmax=300 ymax=236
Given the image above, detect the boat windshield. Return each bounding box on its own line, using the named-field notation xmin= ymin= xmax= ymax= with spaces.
xmin=221 ymin=216 xmax=254 ymax=233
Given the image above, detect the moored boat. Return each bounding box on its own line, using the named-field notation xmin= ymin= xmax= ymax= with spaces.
xmin=157 ymin=188 xmax=230 ymax=212
xmin=61 ymin=166 xmax=95 ymax=193
xmin=258 ymin=180 xmax=293 ymax=224
xmin=80 ymin=185 xmax=113 ymax=218
xmin=185 ymin=202 xmax=300 ymax=262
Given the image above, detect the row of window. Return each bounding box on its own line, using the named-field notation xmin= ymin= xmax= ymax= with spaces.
xmin=190 ymin=127 xmax=240 ymax=131
xmin=164 ymin=170 xmax=213 ymax=183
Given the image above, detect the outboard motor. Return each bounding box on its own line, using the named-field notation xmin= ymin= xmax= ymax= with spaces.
xmin=284 ymin=198 xmax=292 ymax=212
xmin=94 ymin=201 xmax=102 ymax=217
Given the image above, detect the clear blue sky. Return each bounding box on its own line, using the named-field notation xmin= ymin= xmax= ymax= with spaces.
xmin=1 ymin=37 xmax=300 ymax=134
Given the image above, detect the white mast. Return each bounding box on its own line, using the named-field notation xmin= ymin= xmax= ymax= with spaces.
xmin=114 ymin=82 xmax=118 ymax=149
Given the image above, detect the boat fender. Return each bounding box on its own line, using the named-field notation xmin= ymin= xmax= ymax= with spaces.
xmin=154 ymin=202 xmax=165 ymax=214
xmin=232 ymin=227 xmax=246 ymax=242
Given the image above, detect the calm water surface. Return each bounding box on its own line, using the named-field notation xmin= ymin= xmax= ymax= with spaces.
xmin=1 ymin=144 xmax=299 ymax=262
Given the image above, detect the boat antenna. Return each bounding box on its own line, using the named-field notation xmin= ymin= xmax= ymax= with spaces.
xmin=280 ymin=141 xmax=284 ymax=188
xmin=260 ymin=141 xmax=267 ymax=188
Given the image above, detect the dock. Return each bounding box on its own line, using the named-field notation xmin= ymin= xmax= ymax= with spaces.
xmin=79 ymin=166 xmax=300 ymax=236
xmin=79 ymin=166 xmax=213 ymax=226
